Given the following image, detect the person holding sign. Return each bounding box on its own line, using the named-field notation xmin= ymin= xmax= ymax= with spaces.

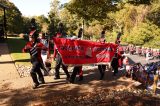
xmin=98 ymin=29 xmax=107 ymax=80
xmin=53 ymin=23 xmax=70 ymax=80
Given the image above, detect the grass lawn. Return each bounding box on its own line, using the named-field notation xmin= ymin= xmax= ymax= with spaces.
xmin=7 ymin=37 xmax=31 ymax=66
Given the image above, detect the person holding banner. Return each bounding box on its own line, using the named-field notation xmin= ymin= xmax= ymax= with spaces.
xmin=53 ymin=23 xmax=70 ymax=80
xmin=53 ymin=46 xmax=70 ymax=80
xmin=69 ymin=27 xmax=84 ymax=83
xmin=98 ymin=29 xmax=107 ymax=80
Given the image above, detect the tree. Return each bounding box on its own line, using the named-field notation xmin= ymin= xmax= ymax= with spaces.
xmin=0 ymin=0 xmax=23 ymax=34
xmin=59 ymin=8 xmax=79 ymax=35
xmin=22 ymin=16 xmax=30 ymax=34
xmin=66 ymin=0 xmax=118 ymax=21
xmin=34 ymin=15 xmax=49 ymax=33
xmin=48 ymin=0 xmax=61 ymax=35
xmin=147 ymin=0 xmax=160 ymax=26
xmin=127 ymin=22 xmax=160 ymax=45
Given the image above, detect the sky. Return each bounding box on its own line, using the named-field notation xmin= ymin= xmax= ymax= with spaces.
xmin=9 ymin=0 xmax=68 ymax=17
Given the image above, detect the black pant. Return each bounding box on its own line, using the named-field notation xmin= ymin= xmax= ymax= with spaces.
xmin=55 ymin=55 xmax=70 ymax=78
xmin=30 ymin=61 xmax=44 ymax=85
xmin=98 ymin=65 xmax=106 ymax=79
xmin=70 ymin=66 xmax=80 ymax=82
xmin=113 ymin=67 xmax=118 ymax=76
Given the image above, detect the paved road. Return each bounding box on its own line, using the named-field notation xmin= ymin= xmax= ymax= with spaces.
xmin=125 ymin=53 xmax=160 ymax=65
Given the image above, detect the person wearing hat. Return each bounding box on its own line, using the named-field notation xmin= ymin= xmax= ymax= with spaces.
xmin=52 ymin=23 xmax=70 ymax=80
xmin=69 ymin=27 xmax=84 ymax=83
xmin=97 ymin=29 xmax=107 ymax=80
xmin=22 ymin=31 xmax=48 ymax=89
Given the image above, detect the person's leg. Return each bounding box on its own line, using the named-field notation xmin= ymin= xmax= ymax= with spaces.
xmin=41 ymin=54 xmax=47 ymax=65
xmin=98 ymin=65 xmax=104 ymax=80
xmin=54 ymin=57 xmax=61 ymax=79
xmin=113 ymin=67 xmax=118 ymax=76
xmin=40 ymin=62 xmax=48 ymax=76
xmin=37 ymin=63 xmax=45 ymax=84
xmin=101 ymin=65 xmax=106 ymax=79
xmin=30 ymin=62 xmax=40 ymax=89
xmin=70 ymin=66 xmax=79 ymax=83
xmin=62 ymin=63 xmax=70 ymax=79
xmin=78 ymin=66 xmax=83 ymax=81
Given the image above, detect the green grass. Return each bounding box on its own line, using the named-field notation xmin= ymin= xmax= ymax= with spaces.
xmin=7 ymin=37 xmax=31 ymax=66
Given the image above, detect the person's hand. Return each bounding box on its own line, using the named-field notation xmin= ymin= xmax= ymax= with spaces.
xmin=25 ymin=45 xmax=32 ymax=49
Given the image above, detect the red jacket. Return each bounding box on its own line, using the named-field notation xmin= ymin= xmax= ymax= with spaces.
xmin=22 ymin=41 xmax=47 ymax=62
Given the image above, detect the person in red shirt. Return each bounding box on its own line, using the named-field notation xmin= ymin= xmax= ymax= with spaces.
xmin=52 ymin=32 xmax=70 ymax=80
xmin=22 ymin=31 xmax=48 ymax=89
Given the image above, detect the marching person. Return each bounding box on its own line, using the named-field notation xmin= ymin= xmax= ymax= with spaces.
xmin=22 ymin=30 xmax=48 ymax=89
xmin=69 ymin=27 xmax=84 ymax=83
xmin=40 ymin=33 xmax=51 ymax=75
xmin=98 ymin=28 xmax=106 ymax=80
xmin=40 ymin=33 xmax=48 ymax=64
xmin=53 ymin=42 xmax=70 ymax=80
xmin=52 ymin=23 xmax=70 ymax=80
xmin=69 ymin=66 xmax=83 ymax=83
xmin=111 ymin=53 xmax=119 ymax=77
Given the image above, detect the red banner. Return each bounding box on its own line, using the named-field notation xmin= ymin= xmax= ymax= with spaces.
xmin=53 ymin=38 xmax=118 ymax=65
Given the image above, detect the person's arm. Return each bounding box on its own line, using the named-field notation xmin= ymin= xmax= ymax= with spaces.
xmin=36 ymin=43 xmax=48 ymax=51
xmin=22 ymin=42 xmax=31 ymax=53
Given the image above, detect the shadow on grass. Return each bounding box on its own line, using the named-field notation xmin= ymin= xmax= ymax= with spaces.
xmin=7 ymin=37 xmax=27 ymax=54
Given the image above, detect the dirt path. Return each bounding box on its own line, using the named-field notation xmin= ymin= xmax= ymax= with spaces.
xmin=0 ymin=43 xmax=159 ymax=106
xmin=0 ymin=43 xmax=19 ymax=81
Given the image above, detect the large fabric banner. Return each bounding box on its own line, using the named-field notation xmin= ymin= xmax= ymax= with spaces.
xmin=53 ymin=38 xmax=118 ymax=65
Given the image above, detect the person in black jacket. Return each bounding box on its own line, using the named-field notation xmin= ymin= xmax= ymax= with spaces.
xmin=111 ymin=53 xmax=119 ymax=76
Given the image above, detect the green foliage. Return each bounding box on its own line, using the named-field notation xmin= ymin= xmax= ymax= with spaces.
xmin=47 ymin=0 xmax=61 ymax=35
xmin=147 ymin=0 xmax=160 ymax=26
xmin=1 ymin=0 xmax=159 ymax=49
xmin=59 ymin=8 xmax=79 ymax=35
xmin=126 ymin=22 xmax=160 ymax=45
xmin=21 ymin=16 xmax=30 ymax=34
xmin=66 ymin=0 xmax=117 ymax=21
xmin=0 ymin=0 xmax=23 ymax=34
xmin=33 ymin=15 xmax=49 ymax=33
